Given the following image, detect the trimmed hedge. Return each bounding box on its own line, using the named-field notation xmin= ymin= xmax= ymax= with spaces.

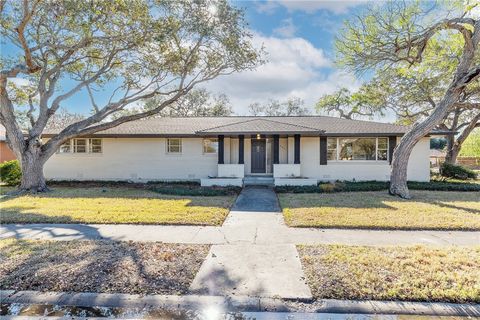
xmin=0 ymin=160 xmax=21 ymax=186
xmin=275 ymin=180 xmax=480 ymax=193
xmin=440 ymin=162 xmax=477 ymax=180
xmin=151 ymin=185 xmax=241 ymax=196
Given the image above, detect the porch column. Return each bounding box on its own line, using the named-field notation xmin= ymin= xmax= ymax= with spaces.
xmin=273 ymin=134 xmax=279 ymax=164
xmin=294 ymin=134 xmax=300 ymax=164
xmin=238 ymin=135 xmax=244 ymax=164
xmin=218 ymin=135 xmax=224 ymax=164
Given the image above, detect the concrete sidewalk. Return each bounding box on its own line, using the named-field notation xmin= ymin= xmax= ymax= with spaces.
xmin=2 ymin=186 xmax=480 ymax=301
xmin=2 ymin=221 xmax=479 ymax=246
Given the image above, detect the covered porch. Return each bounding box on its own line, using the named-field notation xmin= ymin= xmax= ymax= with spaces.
xmin=198 ymin=118 xmax=323 ymax=186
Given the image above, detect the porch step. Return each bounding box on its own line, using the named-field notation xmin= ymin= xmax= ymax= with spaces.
xmin=243 ymin=176 xmax=274 ymax=187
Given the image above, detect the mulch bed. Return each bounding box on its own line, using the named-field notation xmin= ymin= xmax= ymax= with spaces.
xmin=0 ymin=239 xmax=209 ymax=295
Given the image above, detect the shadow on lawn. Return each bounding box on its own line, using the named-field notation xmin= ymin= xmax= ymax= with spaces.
xmin=0 ymin=239 xmax=203 ymax=295
xmin=282 ymin=191 xmax=480 ymax=212
xmin=0 ymin=186 xmax=234 ymax=208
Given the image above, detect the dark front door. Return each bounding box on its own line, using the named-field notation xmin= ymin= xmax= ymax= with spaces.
xmin=251 ymin=139 xmax=266 ymax=173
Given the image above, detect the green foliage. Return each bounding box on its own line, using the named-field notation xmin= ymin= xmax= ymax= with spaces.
xmin=459 ymin=129 xmax=480 ymax=157
xmin=440 ymin=162 xmax=478 ymax=180
xmin=151 ymin=185 xmax=240 ymax=196
xmin=275 ymin=179 xmax=480 ymax=193
xmin=0 ymin=160 xmax=21 ymax=186
xmin=430 ymin=138 xmax=447 ymax=150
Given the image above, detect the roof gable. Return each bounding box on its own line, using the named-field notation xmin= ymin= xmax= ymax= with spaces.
xmin=196 ymin=118 xmax=324 ymax=134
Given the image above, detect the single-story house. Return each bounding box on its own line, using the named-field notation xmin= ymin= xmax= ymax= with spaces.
xmin=42 ymin=116 xmax=445 ymax=186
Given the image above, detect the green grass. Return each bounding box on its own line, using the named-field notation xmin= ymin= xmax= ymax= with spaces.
xmin=280 ymin=190 xmax=480 ymax=230
xmin=298 ymin=245 xmax=480 ymax=303
xmin=1 ymin=187 xmax=235 ymax=225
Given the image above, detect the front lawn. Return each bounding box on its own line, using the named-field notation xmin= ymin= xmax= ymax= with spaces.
xmin=1 ymin=187 xmax=235 ymax=225
xmin=298 ymin=245 xmax=480 ymax=303
xmin=0 ymin=239 xmax=209 ymax=294
xmin=280 ymin=191 xmax=480 ymax=230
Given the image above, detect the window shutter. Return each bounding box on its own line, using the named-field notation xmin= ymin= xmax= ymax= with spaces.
xmin=320 ymin=136 xmax=327 ymax=165
xmin=388 ymin=136 xmax=397 ymax=164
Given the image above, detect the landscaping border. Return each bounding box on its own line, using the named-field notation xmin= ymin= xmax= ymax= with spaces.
xmin=2 ymin=290 xmax=480 ymax=316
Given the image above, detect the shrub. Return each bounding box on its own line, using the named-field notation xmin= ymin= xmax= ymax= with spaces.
xmin=275 ymin=179 xmax=480 ymax=193
xmin=0 ymin=160 xmax=21 ymax=186
xmin=440 ymin=162 xmax=477 ymax=180
xmin=151 ymin=185 xmax=240 ymax=196
xmin=319 ymin=183 xmax=336 ymax=193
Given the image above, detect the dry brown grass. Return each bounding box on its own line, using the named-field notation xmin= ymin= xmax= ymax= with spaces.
xmin=1 ymin=187 xmax=235 ymax=225
xmin=0 ymin=239 xmax=209 ymax=294
xmin=280 ymin=190 xmax=480 ymax=230
xmin=298 ymin=245 xmax=480 ymax=303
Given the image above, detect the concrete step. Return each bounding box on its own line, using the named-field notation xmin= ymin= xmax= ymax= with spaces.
xmin=243 ymin=176 xmax=274 ymax=186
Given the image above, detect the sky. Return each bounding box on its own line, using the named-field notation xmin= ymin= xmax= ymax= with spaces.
xmin=4 ymin=0 xmax=373 ymax=117
xmin=204 ymin=0 xmax=369 ymax=115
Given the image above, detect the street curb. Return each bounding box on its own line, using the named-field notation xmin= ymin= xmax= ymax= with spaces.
xmin=1 ymin=290 xmax=479 ymax=316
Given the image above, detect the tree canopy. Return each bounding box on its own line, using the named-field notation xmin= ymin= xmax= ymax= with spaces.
xmin=334 ymin=0 xmax=480 ymax=198
xmin=0 ymin=0 xmax=261 ymax=191
xmin=248 ymin=97 xmax=310 ymax=116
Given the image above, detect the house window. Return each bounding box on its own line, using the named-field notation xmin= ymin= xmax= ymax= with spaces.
xmin=327 ymin=138 xmax=337 ymax=160
xmin=89 ymin=138 xmax=102 ymax=153
xmin=330 ymin=137 xmax=388 ymax=161
xmin=377 ymin=138 xmax=388 ymax=161
xmin=57 ymin=140 xmax=71 ymax=153
xmin=167 ymin=138 xmax=182 ymax=153
xmin=339 ymin=138 xmax=376 ymax=160
xmin=203 ymin=138 xmax=218 ymax=154
xmin=73 ymin=139 xmax=87 ymax=153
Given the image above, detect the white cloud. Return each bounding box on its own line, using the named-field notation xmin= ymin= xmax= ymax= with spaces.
xmin=273 ymin=18 xmax=298 ymax=37
xmin=255 ymin=0 xmax=369 ymax=15
xmin=203 ymin=33 xmax=360 ymax=114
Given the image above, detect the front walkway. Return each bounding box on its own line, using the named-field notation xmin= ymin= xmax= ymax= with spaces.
xmin=2 ymin=186 xmax=480 ymax=299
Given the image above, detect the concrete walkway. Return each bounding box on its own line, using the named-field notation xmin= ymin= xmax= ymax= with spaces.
xmin=2 ymin=186 xmax=480 ymax=300
xmin=189 ymin=186 xmax=312 ymax=299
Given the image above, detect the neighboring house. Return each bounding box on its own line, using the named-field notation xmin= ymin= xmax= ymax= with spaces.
xmin=0 ymin=125 xmax=16 ymax=163
xmin=42 ymin=116 xmax=446 ymax=186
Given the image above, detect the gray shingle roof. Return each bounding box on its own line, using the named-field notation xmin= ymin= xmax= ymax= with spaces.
xmin=42 ymin=116 xmax=413 ymax=137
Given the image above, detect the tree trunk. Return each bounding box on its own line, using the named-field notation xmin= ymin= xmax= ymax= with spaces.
xmin=444 ymin=134 xmax=457 ymax=164
xmin=19 ymin=148 xmax=48 ymax=192
xmin=390 ymin=89 xmax=461 ymax=198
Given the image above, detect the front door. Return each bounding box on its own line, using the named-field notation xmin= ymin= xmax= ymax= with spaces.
xmin=251 ymin=139 xmax=266 ymax=173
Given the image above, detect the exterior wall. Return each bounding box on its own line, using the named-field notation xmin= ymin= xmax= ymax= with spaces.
xmin=218 ymin=164 xmax=244 ymax=178
xmin=279 ymin=138 xmax=288 ymax=164
xmin=0 ymin=141 xmax=16 ymax=163
xmin=300 ymin=136 xmax=430 ymax=182
xmin=273 ymin=164 xmax=300 ymax=178
xmin=44 ymin=138 xmax=217 ymax=181
xmin=44 ymin=135 xmax=431 ymax=182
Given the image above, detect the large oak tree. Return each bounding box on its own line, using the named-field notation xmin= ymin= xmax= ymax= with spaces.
xmin=0 ymin=0 xmax=261 ymax=192
xmin=335 ymin=0 xmax=480 ymax=198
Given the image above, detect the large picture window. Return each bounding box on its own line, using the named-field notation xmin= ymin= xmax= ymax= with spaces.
xmin=203 ymin=138 xmax=218 ymax=154
xmin=167 ymin=138 xmax=182 ymax=153
xmin=327 ymin=138 xmax=337 ymax=160
xmin=327 ymin=137 xmax=388 ymax=161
